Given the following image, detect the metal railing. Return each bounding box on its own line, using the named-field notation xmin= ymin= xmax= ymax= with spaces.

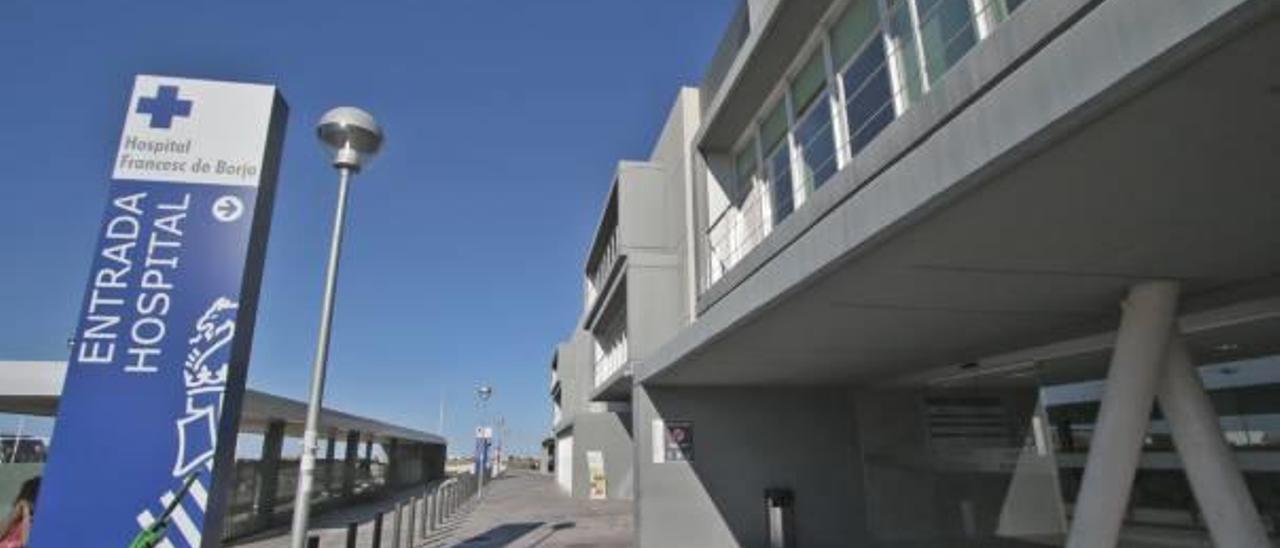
xmin=702 ymin=0 xmax=1027 ymax=292
xmin=300 ymin=473 xmax=482 ymax=547
xmin=594 ymin=322 xmax=630 ymax=387
xmin=585 ymin=228 xmax=620 ymax=311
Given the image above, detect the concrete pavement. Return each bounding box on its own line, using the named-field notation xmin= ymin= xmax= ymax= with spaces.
xmin=230 ymin=470 xmax=632 ymax=548
xmin=428 ymin=470 xmax=632 ymax=548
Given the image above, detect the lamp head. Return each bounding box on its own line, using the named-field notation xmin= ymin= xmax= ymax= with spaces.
xmin=477 ymin=385 xmax=493 ymax=401
xmin=317 ymin=106 xmax=383 ymax=170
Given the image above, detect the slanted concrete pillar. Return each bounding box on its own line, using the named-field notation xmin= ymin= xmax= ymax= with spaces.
xmin=1066 ymin=281 xmax=1179 ymax=548
xmin=255 ymin=420 xmax=287 ymax=527
xmin=324 ymin=428 xmax=337 ymax=494
xmin=1158 ymin=335 xmax=1270 ymax=548
xmin=342 ymin=430 xmax=360 ymax=498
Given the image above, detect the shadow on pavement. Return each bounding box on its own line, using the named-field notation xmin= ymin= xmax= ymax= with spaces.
xmin=453 ymin=522 xmax=542 ymax=547
xmin=524 ymin=522 xmax=577 ymax=548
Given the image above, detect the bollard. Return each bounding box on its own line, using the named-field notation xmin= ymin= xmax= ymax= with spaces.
xmin=346 ymin=522 xmax=358 ymax=548
xmin=427 ymin=489 xmax=437 ymax=535
xmin=308 ymin=535 xmax=320 ymax=548
xmin=407 ymin=496 xmax=417 ymax=545
xmin=372 ymin=512 xmax=384 ymax=548
xmin=391 ymin=499 xmax=403 ymax=548
xmin=425 ymin=490 xmax=435 ymax=533
xmin=436 ymin=484 xmax=446 ymax=524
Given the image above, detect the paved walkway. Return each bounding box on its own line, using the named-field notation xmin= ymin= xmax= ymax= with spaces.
xmin=429 ymin=470 xmax=632 ymax=548
xmin=231 ymin=470 xmax=632 ymax=548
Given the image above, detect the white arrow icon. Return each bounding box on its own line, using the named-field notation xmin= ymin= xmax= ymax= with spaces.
xmin=212 ymin=196 xmax=244 ymax=222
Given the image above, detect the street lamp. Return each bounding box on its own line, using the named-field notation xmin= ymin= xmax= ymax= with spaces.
xmin=289 ymin=107 xmax=383 ymax=548
xmin=477 ymin=385 xmax=493 ymax=496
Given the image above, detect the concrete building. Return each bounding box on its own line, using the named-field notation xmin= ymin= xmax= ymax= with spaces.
xmin=550 ymin=88 xmax=703 ymax=502
xmin=0 ymin=360 xmax=447 ymax=542
xmin=554 ymin=0 xmax=1280 ymax=546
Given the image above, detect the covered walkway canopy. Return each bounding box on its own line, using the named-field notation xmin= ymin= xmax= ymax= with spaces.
xmin=0 ymin=360 xmax=443 ymax=446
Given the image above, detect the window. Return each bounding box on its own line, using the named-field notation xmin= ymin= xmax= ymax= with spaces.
xmin=990 ymin=0 xmax=1027 ymax=25
xmin=791 ymin=51 xmax=838 ymax=190
xmin=834 ymin=0 xmax=898 ymax=155
xmin=734 ymin=140 xmax=758 ymax=200
xmin=916 ymin=0 xmax=978 ymax=84
xmin=830 ymin=0 xmax=879 ymax=67
xmin=886 ymin=0 xmax=925 ymax=104
xmin=795 ymin=91 xmax=838 ymax=190
xmin=761 ymin=102 xmax=794 ymax=224
xmin=768 ymin=142 xmax=794 ymax=223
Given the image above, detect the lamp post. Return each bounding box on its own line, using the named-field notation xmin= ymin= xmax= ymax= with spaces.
xmin=289 ymin=107 xmax=383 ymax=548
xmin=477 ymin=385 xmax=493 ymax=497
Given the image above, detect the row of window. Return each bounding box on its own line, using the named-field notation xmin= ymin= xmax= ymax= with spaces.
xmin=710 ymin=0 xmax=1028 ymax=283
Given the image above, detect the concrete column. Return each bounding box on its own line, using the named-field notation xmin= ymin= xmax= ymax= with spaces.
xmin=427 ymin=445 xmax=437 ymax=483
xmin=255 ymin=420 xmax=288 ymax=527
xmin=1066 ymin=281 xmax=1179 ymax=548
xmin=387 ymin=438 xmax=400 ymax=488
xmin=324 ymin=428 xmax=337 ymax=494
xmin=1157 ymin=335 xmax=1270 ymax=548
xmin=342 ymin=430 xmax=360 ymax=498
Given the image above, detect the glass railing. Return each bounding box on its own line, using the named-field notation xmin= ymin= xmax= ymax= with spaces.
xmin=702 ymin=0 xmax=1030 ymax=292
xmin=594 ymin=328 xmax=629 ymax=387
xmin=585 ymin=228 xmax=620 ymax=311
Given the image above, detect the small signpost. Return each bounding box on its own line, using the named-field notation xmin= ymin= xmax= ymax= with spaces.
xmin=651 ymin=419 xmax=694 ymax=464
xmin=587 ymin=450 xmax=607 ymax=500
xmin=31 ymin=75 xmax=286 ymax=548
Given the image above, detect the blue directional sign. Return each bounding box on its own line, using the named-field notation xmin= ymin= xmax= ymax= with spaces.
xmin=31 ymin=75 xmax=287 ymax=548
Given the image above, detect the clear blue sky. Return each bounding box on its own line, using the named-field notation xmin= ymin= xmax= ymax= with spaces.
xmin=0 ymin=1 xmax=736 ymax=456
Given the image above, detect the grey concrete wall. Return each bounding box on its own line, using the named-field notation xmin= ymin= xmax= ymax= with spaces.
xmin=618 ymin=163 xmax=671 ymax=253
xmin=625 ymin=260 xmax=686 ymax=366
xmin=568 ymin=331 xmax=593 ymax=413
xmin=634 ymin=385 xmax=866 ymax=548
xmin=572 ymin=411 xmax=635 ymax=501
xmin=632 ymin=382 xmax=1068 ymax=547
xmin=618 ymin=87 xmax=704 ymax=372
xmin=853 ymin=387 xmax=1065 ymax=545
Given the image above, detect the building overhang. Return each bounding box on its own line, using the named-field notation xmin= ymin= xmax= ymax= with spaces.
xmin=642 ymin=0 xmax=1280 ymax=388
xmin=553 ymin=415 xmax=575 ymax=436
xmin=697 ymin=0 xmax=838 ymax=152
xmin=0 ymin=360 xmax=445 ymax=446
xmin=590 ymin=363 xmax=634 ymax=402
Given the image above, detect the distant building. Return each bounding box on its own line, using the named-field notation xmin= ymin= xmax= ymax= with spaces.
xmin=551 ymin=0 xmax=1280 ymax=545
